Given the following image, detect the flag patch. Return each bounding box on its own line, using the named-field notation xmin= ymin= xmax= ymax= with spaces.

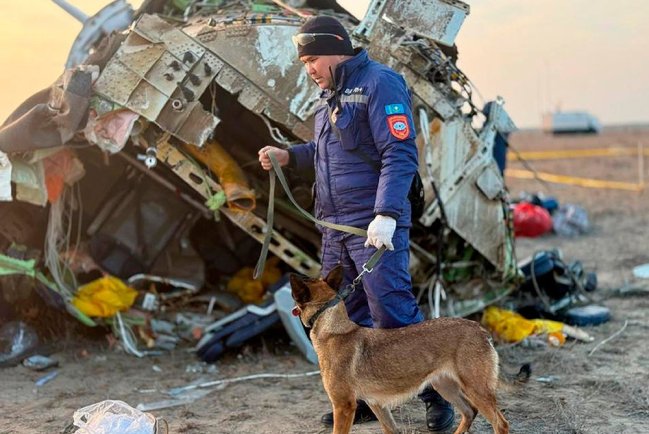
xmin=384 ymin=103 xmax=405 ymax=115
xmin=387 ymin=115 xmax=410 ymax=140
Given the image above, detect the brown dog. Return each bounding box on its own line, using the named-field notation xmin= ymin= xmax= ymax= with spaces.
xmin=290 ymin=266 xmax=510 ymax=434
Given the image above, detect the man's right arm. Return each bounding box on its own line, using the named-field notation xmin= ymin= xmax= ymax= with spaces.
xmin=287 ymin=141 xmax=316 ymax=172
xmin=258 ymin=142 xmax=315 ymax=172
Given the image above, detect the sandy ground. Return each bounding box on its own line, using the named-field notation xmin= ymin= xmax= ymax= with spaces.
xmin=1 ymin=127 xmax=648 ymax=434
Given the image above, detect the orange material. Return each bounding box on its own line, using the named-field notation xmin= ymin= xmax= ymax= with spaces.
xmin=181 ymin=140 xmax=256 ymax=211
xmin=43 ymin=148 xmax=85 ymax=203
xmin=547 ymin=331 xmax=566 ymax=347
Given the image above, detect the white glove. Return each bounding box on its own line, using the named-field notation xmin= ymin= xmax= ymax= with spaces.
xmin=364 ymin=215 xmax=397 ymax=250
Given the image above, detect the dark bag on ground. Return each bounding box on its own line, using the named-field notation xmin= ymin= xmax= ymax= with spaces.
xmin=519 ymin=250 xmax=597 ymax=300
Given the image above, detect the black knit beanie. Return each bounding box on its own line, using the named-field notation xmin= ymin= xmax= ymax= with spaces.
xmin=296 ymin=16 xmax=354 ymax=57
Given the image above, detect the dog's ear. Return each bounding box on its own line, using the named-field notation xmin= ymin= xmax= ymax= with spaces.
xmin=324 ymin=264 xmax=344 ymax=291
xmin=289 ymin=273 xmax=311 ymax=304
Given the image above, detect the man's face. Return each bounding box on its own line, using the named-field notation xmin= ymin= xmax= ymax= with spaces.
xmin=299 ymin=54 xmax=346 ymax=90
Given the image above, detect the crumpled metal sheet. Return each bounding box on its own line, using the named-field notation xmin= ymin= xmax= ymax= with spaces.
xmin=96 ymin=13 xmax=321 ymax=145
xmin=418 ymin=117 xmax=508 ymax=270
xmin=0 ymin=67 xmax=95 ymax=153
xmin=94 ymin=14 xmax=222 ymax=147
xmin=383 ymin=0 xmax=469 ymax=46
xmin=184 ymin=18 xmax=320 ymax=141
xmin=8 ymin=148 xmax=85 ymax=206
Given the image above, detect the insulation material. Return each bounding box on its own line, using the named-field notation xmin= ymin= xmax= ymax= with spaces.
xmin=180 ymin=141 xmax=256 ymax=212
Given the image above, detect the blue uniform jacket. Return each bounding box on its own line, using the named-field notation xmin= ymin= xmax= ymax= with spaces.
xmin=290 ymin=49 xmax=418 ymax=232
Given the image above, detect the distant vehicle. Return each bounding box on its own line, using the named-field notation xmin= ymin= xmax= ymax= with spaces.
xmin=542 ymin=111 xmax=602 ymax=134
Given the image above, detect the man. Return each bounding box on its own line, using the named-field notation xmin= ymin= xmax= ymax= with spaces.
xmin=258 ymin=16 xmax=454 ymax=432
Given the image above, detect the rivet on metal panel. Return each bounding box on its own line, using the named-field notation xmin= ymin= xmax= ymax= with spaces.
xmin=171 ymin=99 xmax=185 ymax=111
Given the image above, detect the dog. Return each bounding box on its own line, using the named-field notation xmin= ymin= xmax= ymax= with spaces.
xmin=290 ymin=265 xmax=513 ymax=434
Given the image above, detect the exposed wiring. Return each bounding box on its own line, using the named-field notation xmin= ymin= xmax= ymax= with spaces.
xmin=588 ymin=320 xmax=628 ymax=357
xmin=44 ymin=183 xmax=83 ymax=297
xmin=259 ymin=114 xmax=297 ymax=148
xmin=508 ymin=144 xmax=553 ymax=192
xmin=114 ymin=311 xmax=145 ymax=358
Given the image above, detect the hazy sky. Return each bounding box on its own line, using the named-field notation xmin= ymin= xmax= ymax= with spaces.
xmin=1 ymin=0 xmax=648 ymax=128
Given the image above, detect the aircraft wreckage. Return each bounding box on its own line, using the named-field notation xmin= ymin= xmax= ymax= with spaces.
xmin=0 ymin=0 xmax=518 ymax=357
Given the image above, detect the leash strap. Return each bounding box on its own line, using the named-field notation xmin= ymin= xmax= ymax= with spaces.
xmin=253 ymin=168 xmax=276 ymax=279
xmin=254 ymin=153 xmax=386 ymax=283
xmin=269 ymin=153 xmax=367 ymax=237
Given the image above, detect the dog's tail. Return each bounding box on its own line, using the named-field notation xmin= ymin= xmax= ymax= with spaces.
xmin=498 ymin=363 xmax=531 ymax=390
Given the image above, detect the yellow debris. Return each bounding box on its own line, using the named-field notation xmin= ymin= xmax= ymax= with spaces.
xmin=482 ymin=306 xmax=565 ymax=343
xmin=226 ymin=256 xmax=282 ymax=304
xmin=72 ymin=276 xmax=138 ymax=318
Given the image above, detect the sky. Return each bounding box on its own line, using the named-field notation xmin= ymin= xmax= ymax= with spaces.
xmin=1 ymin=0 xmax=648 ymax=128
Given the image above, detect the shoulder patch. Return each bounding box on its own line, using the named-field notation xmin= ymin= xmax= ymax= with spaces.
xmin=384 ymin=103 xmax=405 ymax=115
xmin=387 ymin=115 xmax=410 ymax=140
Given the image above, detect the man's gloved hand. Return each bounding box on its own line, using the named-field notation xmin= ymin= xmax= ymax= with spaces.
xmin=364 ymin=215 xmax=397 ymax=250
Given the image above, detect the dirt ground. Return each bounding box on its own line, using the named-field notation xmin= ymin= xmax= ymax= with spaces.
xmin=1 ymin=127 xmax=648 ymax=434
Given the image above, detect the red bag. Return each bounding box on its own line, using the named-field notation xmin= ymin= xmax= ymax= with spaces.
xmin=513 ymin=202 xmax=553 ymax=237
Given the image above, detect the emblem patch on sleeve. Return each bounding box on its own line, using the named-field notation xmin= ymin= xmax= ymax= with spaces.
xmin=387 ymin=114 xmax=410 ymax=140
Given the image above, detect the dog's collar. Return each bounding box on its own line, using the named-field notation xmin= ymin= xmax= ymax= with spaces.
xmin=305 ymin=285 xmax=354 ymax=328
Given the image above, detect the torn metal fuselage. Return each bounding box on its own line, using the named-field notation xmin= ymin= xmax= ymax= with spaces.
xmin=0 ymin=0 xmax=519 ymax=319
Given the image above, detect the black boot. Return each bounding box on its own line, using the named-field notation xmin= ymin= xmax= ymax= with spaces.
xmin=424 ymin=392 xmax=455 ymax=432
xmin=320 ymin=400 xmax=378 ymax=426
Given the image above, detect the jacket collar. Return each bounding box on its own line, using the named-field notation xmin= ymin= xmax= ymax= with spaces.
xmin=320 ymin=48 xmax=369 ymax=99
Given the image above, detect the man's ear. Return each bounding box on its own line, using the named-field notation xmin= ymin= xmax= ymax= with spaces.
xmin=324 ymin=264 xmax=344 ymax=291
xmin=289 ymin=273 xmax=311 ymax=304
